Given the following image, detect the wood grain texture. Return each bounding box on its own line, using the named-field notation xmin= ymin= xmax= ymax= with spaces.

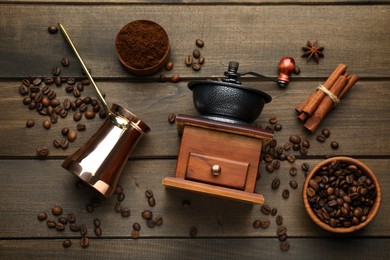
xmin=0 ymin=5 xmax=389 ymax=78
xmin=0 ymin=159 xmax=388 ymax=238
xmin=0 ymin=80 xmax=388 ymax=157
xmin=1 ymin=238 xmax=390 ymax=260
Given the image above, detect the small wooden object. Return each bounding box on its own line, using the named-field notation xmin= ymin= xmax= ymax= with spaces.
xmin=162 ymin=114 xmax=273 ymax=204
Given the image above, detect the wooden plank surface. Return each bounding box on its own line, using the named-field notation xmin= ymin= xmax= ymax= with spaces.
xmin=1 ymin=5 xmax=389 ymax=78
xmin=0 ymin=1 xmax=389 ymax=259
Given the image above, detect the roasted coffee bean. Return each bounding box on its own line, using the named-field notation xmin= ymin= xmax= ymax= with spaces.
xmin=36 ymin=146 xmax=49 ymax=158
xmin=131 ymin=230 xmax=140 ymax=239
xmin=114 ymin=201 xmax=122 ymax=213
xmin=46 ymin=220 xmax=56 ymax=228
xmin=316 ymin=135 xmax=326 ymax=142
xmin=94 ymin=227 xmax=102 ymax=237
xmin=41 ymin=97 xmax=50 ymax=107
xmin=58 ymin=139 xmax=68 ymax=150
xmin=264 ymin=154 xmax=274 ymax=163
xmin=321 ymin=128 xmax=331 ymax=138
xmin=280 ymin=242 xmax=290 ymax=251
xmin=193 ymin=49 xmax=201 ymax=58
xmin=35 ymin=102 xmax=44 ymax=112
xmin=43 ymin=77 xmax=54 ymax=85
xmin=192 ymin=62 xmax=201 ymax=71
xmin=330 ymin=141 xmax=339 ymax=149
xmin=133 ymin=222 xmax=141 ymax=231
xmin=198 ymin=56 xmax=205 ymax=64
xmin=54 ymin=76 xmax=62 ymax=86
xmin=37 ymin=211 xmax=48 ymax=221
xmin=33 ymin=77 xmax=42 ymax=86
xmin=67 ymin=212 xmax=76 ymax=223
xmin=52 ymin=66 xmax=61 ymax=76
xmin=99 ymin=109 xmax=107 ymax=119
xmin=253 ymin=219 xmax=261 ymax=228
xmin=185 ymin=55 xmax=193 ymax=66
xmin=289 ymin=180 xmax=298 ymax=189
xmin=302 ymin=140 xmax=310 ymax=148
xmin=73 ymin=112 xmax=82 ymax=121
xmin=165 ymin=61 xmax=174 ymax=71
xmin=278 ymin=234 xmax=288 ymax=241
xmin=286 ymin=154 xmax=295 ymax=163
xmin=79 ymin=224 xmax=87 ymax=235
xmin=43 ymin=119 xmax=51 ymax=130
xmin=269 ymin=139 xmax=277 ymax=148
xmin=79 ymin=103 xmax=87 ymax=112
xmin=60 ymin=127 xmax=69 ymax=136
xmin=77 ymin=124 xmax=86 ymax=131
xmin=171 ymin=74 xmax=180 ymax=83
xmin=271 ymin=208 xmax=278 ymax=216
xmin=302 ymin=163 xmax=310 ymax=172
xmin=48 ymin=90 xmax=56 ymax=100
xmin=271 ymin=177 xmax=280 ymax=190
xmin=145 ymin=219 xmax=155 ymax=228
xmin=23 ymin=97 xmax=32 ymax=105
xmin=67 ymin=130 xmax=77 ymax=142
xmin=277 ymin=225 xmax=287 ymax=236
xmin=48 ymin=25 xmax=58 ymax=34
xmin=75 ymin=82 xmax=84 ymax=92
xmin=289 ymin=134 xmax=301 ymax=144
xmin=189 ymin=226 xmax=198 ymax=237
xmin=274 ymin=124 xmax=282 ymax=131
xmin=93 ymin=104 xmax=101 ymax=113
xmin=26 ymin=119 xmax=35 ymax=128
xmin=168 ymin=113 xmax=176 ymax=124
xmin=34 ymin=92 xmax=43 ymax=103
xmin=142 ymin=210 xmax=153 ymax=220
xmin=73 ymin=88 xmax=81 ymax=98
xmin=61 ymin=57 xmax=69 ymax=67
xmin=276 ymin=215 xmax=283 ymax=225
xmin=154 ymin=216 xmax=163 ymax=226
xmin=273 ymin=160 xmax=281 ymax=170
xmin=28 ymin=101 xmax=36 ymax=110
xmin=299 ymin=147 xmax=308 ymax=155
xmin=268 ymin=116 xmax=277 ymax=124
xmin=65 ymin=85 xmax=73 ymax=93
xmin=58 ymin=217 xmax=68 ymax=225
xmin=67 ymin=77 xmax=75 ymax=85
xmin=261 ymin=220 xmax=271 ymax=228
xmin=19 ymin=85 xmax=29 ymax=95
xmin=266 ymin=164 xmax=274 ymax=173
xmin=260 ymin=204 xmax=272 ymax=215
xmin=195 ymin=39 xmax=205 ymax=48
xmin=30 ymin=86 xmax=40 ymax=93
xmin=114 ymin=185 xmax=123 ymax=195
xmin=145 ymin=190 xmax=154 ymax=198
xmin=80 ymin=236 xmax=89 ymax=248
xmin=117 ymin=193 xmax=125 ymax=202
xmin=85 ymin=204 xmax=94 ymax=213
xmin=56 ymin=223 xmax=65 ymax=231
xmin=93 ymin=218 xmax=101 ymax=228
xmin=63 ymin=239 xmax=72 ymax=248
xmin=289 ymin=167 xmax=298 ymax=176
xmin=282 ymin=189 xmax=290 ymax=199
xmin=85 ymin=110 xmax=95 ymax=119
xmin=82 ymin=79 xmax=91 ymax=86
xmin=121 ymin=207 xmax=131 ymax=217
xmin=292 ymin=143 xmax=301 ymax=151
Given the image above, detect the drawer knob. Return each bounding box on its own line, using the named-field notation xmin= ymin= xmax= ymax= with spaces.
xmin=211 ymin=164 xmax=221 ymax=176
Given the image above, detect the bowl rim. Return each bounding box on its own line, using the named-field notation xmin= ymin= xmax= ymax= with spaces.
xmin=302 ymin=156 xmax=381 ymax=233
xmin=114 ymin=20 xmax=170 ymax=76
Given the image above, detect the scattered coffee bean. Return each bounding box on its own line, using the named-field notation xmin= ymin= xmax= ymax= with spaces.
xmin=289 ymin=180 xmax=298 ymax=189
xmin=260 ymin=204 xmax=272 ymax=215
xmin=273 ymin=160 xmax=281 ymax=170
xmin=117 ymin=192 xmax=125 ymax=202
xmin=165 ymin=61 xmax=174 ymax=71
xmin=292 ymin=143 xmax=301 ymax=151
xmin=316 ymin=135 xmax=326 ymax=143
xmin=299 ymin=147 xmax=308 ymax=155
xmin=294 ymin=65 xmax=301 ymax=75
xmin=51 ymin=206 xmax=63 ymax=216
xmin=133 ymin=223 xmax=141 ymax=231
xmin=321 ymin=128 xmax=331 ymax=138
xmin=289 ymin=167 xmax=298 ymax=176
xmin=253 ymin=219 xmax=262 ymax=229
xmin=282 ymin=189 xmax=290 ymax=199
xmin=269 ymin=116 xmax=277 ymax=124
xmin=271 ymin=208 xmax=278 ymax=216
xmin=67 ymin=212 xmax=76 ymax=223
xmin=48 ymin=25 xmax=58 ymax=34
xmin=280 ymin=242 xmax=290 ymax=251
xmin=158 ymin=74 xmax=166 ymax=83
xmin=274 ymin=124 xmax=282 ymax=131
xmin=283 ymin=143 xmax=292 ymax=151
xmin=58 ymin=217 xmax=68 ymax=225
xmin=61 ymin=57 xmax=69 ymax=67
xmin=192 ymin=62 xmax=201 ymax=71
xmin=99 ymin=109 xmax=107 ymax=119
xmin=80 ymin=236 xmax=89 ymax=248
xmin=26 ymin=119 xmax=35 ymax=128
xmin=189 ymin=226 xmax=198 ymax=237
xmin=286 ymin=154 xmax=295 ymax=163
xmin=79 ymin=224 xmax=88 ymax=236
xmin=195 ymin=39 xmax=204 ymax=48
xmin=302 ymin=140 xmax=310 ymax=148
xmin=60 ymin=139 xmax=69 ymax=149
xmin=154 ymin=216 xmax=163 ymax=226
xmin=36 ymin=145 xmax=49 ymax=158
xmin=73 ymin=112 xmax=82 ymax=121
xmin=198 ymin=56 xmax=205 ymax=64
xmin=301 ymin=163 xmax=310 ymax=172
xmin=193 ymin=49 xmax=201 ymax=59
xmin=85 ymin=110 xmax=95 ymax=119
xmin=330 ymin=141 xmax=339 ymax=149
xmin=43 ymin=119 xmax=51 ymax=129
xmin=145 ymin=190 xmax=154 ymax=198
xmin=63 ymin=239 xmax=72 ymax=248
xmin=271 ymin=177 xmax=280 ymax=189
xmin=56 ymin=223 xmax=65 ymax=231
xmin=171 ymin=75 xmax=180 ymax=83
xmin=46 ymin=220 xmax=56 ymax=228
xmin=289 ymin=134 xmax=301 ymax=144
xmin=77 ymin=124 xmax=86 ymax=131
xmin=94 ymin=227 xmax=102 ymax=237
xmin=85 ymin=204 xmax=94 ymax=213
xmin=93 ymin=218 xmax=101 ymax=228
xmin=266 ymin=164 xmax=274 ymax=173
xmin=277 ymin=225 xmax=287 ymax=236
xmin=121 ymin=207 xmax=131 ymax=217
xmin=131 ymin=229 xmax=140 ymax=238
xmin=114 ymin=201 xmax=122 ymax=213
xmin=52 ymin=66 xmax=61 ymax=76
xmin=185 ymin=55 xmax=193 ymax=66
xmin=37 ymin=211 xmax=48 ymax=221
xmin=69 ymin=223 xmax=80 ymax=232
xmin=67 ymin=130 xmax=77 ymax=142
xmin=276 ymin=215 xmax=283 ymax=225
xmin=261 ymin=220 xmax=271 ymax=228
xmin=142 ymin=210 xmax=153 ymax=220
xmin=168 ymin=113 xmax=176 ymax=124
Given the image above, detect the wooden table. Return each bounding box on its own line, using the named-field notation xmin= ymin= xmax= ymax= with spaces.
xmin=1 ymin=1 xmax=389 ymax=259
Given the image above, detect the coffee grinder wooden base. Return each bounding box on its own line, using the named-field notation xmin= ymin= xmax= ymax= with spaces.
xmin=162 ymin=114 xmax=273 ymax=204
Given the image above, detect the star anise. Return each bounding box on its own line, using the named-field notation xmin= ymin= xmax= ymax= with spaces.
xmin=302 ymin=40 xmax=324 ymax=63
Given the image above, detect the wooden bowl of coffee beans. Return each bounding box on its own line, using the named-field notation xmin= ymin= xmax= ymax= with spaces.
xmin=115 ymin=20 xmax=170 ymax=76
xmin=303 ymin=157 xmax=381 ymax=233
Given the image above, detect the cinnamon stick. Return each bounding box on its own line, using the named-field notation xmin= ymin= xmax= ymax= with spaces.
xmin=295 ymin=64 xmax=347 ymax=114
xmin=338 ymin=75 xmax=359 ymax=99
xmin=304 ymin=75 xmax=348 ymax=132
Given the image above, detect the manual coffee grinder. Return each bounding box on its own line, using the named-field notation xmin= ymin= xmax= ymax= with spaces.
xmin=163 ymin=61 xmax=278 ymax=204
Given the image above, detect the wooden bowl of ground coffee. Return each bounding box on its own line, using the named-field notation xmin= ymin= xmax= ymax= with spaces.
xmin=115 ymin=20 xmax=170 ymax=76
xmin=303 ymin=157 xmax=381 ymax=233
